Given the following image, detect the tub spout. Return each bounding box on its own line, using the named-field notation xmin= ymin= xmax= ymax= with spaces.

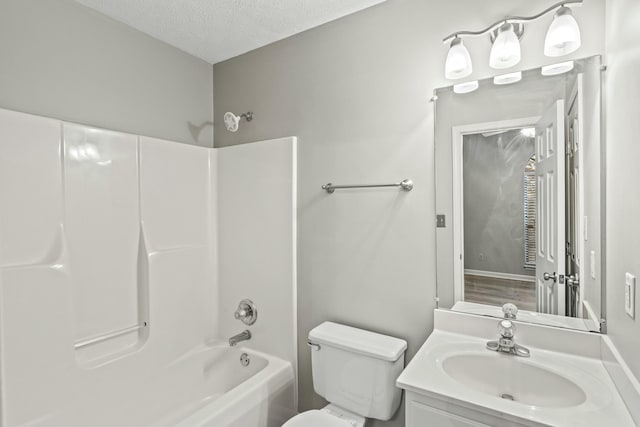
xmin=229 ymin=330 xmax=251 ymax=346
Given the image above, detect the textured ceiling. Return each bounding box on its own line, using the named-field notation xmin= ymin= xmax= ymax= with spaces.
xmin=75 ymin=0 xmax=386 ymax=64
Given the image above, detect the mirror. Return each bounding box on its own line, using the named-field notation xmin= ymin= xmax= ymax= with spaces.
xmin=435 ymin=56 xmax=604 ymax=332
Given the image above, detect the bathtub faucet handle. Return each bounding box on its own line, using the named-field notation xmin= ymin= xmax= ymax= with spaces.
xmin=234 ymin=299 xmax=257 ymax=325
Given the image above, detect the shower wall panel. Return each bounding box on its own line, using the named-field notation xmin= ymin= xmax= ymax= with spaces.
xmin=139 ymin=136 xmax=216 ymax=357
xmin=0 ymin=109 xmax=63 ymax=265
xmin=0 ymin=108 xmax=215 ymax=426
xmin=0 ymin=109 xmax=70 ymax=426
xmin=217 ymin=137 xmax=298 ymax=399
xmin=63 ymin=123 xmax=142 ymax=360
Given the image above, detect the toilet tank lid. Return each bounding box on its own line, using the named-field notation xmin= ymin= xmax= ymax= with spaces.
xmin=308 ymin=322 xmax=407 ymax=362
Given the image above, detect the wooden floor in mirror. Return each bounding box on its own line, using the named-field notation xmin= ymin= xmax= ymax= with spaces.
xmin=464 ymin=274 xmax=536 ymax=312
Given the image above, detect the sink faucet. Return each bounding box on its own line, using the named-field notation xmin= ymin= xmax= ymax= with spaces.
xmin=502 ymin=303 xmax=518 ymax=319
xmin=229 ymin=330 xmax=251 ymax=346
xmin=486 ymin=319 xmax=530 ymax=357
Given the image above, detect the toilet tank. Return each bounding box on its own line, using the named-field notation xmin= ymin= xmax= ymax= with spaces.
xmin=308 ymin=322 xmax=407 ymax=421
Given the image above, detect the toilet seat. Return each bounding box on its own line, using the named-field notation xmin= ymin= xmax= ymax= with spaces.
xmin=282 ymin=410 xmax=356 ymax=427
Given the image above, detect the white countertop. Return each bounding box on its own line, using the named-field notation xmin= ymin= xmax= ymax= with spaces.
xmin=397 ymin=310 xmax=636 ymax=427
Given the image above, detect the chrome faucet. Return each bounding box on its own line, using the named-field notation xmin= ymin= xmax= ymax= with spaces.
xmin=229 ymin=330 xmax=251 ymax=346
xmin=502 ymin=302 xmax=518 ymax=319
xmin=486 ymin=319 xmax=530 ymax=357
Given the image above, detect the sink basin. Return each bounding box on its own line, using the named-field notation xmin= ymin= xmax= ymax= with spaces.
xmin=442 ymin=353 xmax=586 ymax=408
xmin=396 ymin=312 xmax=636 ymax=427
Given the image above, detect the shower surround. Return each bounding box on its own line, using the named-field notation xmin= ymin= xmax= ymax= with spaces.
xmin=0 ymin=108 xmax=297 ymax=427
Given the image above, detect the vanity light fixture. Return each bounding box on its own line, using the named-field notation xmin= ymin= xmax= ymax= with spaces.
xmin=453 ymin=80 xmax=479 ymax=94
xmin=493 ymin=71 xmax=522 ymax=85
xmin=544 ymin=6 xmax=582 ymax=57
xmin=445 ymin=37 xmax=473 ymax=79
xmin=442 ymin=0 xmax=582 ymax=79
xmin=541 ymin=60 xmax=575 ymax=76
xmin=489 ymin=23 xmax=522 ymax=69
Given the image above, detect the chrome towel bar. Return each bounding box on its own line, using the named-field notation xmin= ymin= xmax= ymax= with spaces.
xmin=74 ymin=322 xmax=148 ymax=349
xmin=321 ymin=179 xmax=413 ymax=194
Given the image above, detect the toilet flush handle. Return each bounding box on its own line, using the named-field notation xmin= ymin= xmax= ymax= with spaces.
xmin=307 ymin=340 xmax=321 ymax=351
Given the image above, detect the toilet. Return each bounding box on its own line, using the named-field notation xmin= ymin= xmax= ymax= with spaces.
xmin=283 ymin=321 xmax=407 ymax=427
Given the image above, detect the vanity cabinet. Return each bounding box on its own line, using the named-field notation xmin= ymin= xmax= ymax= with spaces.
xmin=407 ymin=399 xmax=489 ymax=427
xmin=405 ymin=391 xmax=534 ymax=427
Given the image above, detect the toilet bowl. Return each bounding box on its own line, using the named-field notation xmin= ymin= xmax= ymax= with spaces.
xmin=282 ymin=322 xmax=407 ymax=427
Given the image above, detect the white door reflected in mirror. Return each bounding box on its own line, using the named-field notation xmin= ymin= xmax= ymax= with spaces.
xmin=535 ymin=100 xmax=566 ymax=315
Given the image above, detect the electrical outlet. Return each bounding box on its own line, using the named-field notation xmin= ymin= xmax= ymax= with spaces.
xmin=625 ymin=273 xmax=636 ymax=319
xmin=590 ymin=251 xmax=596 ymax=279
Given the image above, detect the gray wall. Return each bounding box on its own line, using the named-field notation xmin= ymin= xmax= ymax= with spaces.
xmin=463 ymin=131 xmax=535 ymax=277
xmin=605 ymin=0 xmax=640 ymax=379
xmin=0 ymin=0 xmax=213 ymax=147
xmin=212 ymin=1 xmax=605 ymax=426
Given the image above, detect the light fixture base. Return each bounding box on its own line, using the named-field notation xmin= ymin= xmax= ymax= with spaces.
xmin=490 ymin=23 xmax=525 ymax=44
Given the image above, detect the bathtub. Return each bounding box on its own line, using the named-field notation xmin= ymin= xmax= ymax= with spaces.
xmin=22 ymin=343 xmax=295 ymax=427
xmin=170 ymin=344 xmax=296 ymax=427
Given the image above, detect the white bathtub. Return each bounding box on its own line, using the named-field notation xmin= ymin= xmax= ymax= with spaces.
xmin=23 ymin=343 xmax=295 ymax=427
xmin=170 ymin=345 xmax=296 ymax=427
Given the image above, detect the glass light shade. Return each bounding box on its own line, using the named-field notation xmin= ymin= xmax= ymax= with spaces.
xmin=493 ymin=71 xmax=522 ymax=85
xmin=453 ymin=80 xmax=479 ymax=94
xmin=489 ymin=24 xmax=521 ymax=69
xmin=445 ymin=37 xmax=472 ymax=80
xmin=541 ymin=61 xmax=574 ymax=76
xmin=544 ymin=7 xmax=581 ymax=57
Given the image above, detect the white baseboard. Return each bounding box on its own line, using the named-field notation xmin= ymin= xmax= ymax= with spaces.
xmin=464 ymin=269 xmax=536 ymax=283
